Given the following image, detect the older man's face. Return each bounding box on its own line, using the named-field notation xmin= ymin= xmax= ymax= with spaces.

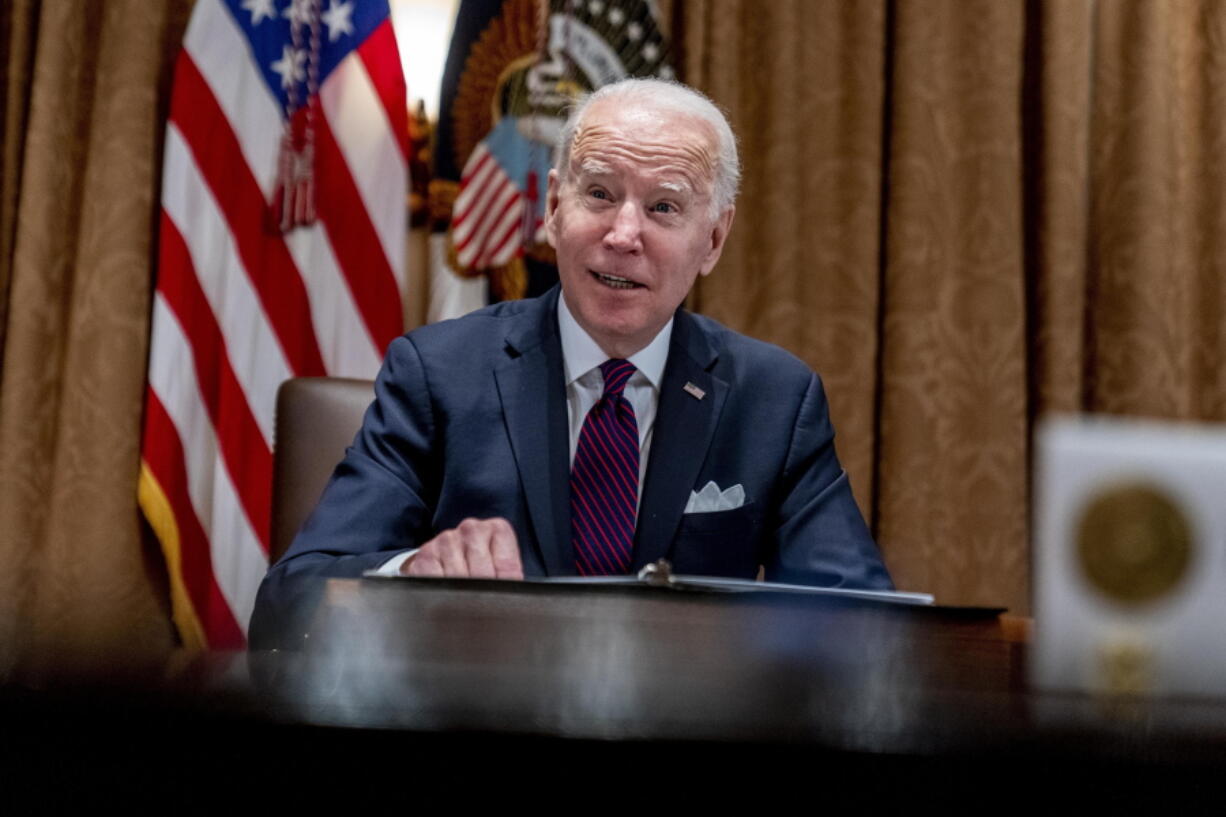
xmin=545 ymin=98 xmax=734 ymax=358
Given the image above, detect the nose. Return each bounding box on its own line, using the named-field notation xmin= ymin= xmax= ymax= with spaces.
xmin=602 ymin=201 xmax=643 ymax=254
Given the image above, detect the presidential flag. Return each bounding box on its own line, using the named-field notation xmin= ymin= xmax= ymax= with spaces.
xmin=139 ymin=0 xmax=408 ymax=649
xmin=431 ymin=0 xmax=673 ymax=303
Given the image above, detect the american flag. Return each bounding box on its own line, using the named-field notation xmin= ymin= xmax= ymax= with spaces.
xmin=451 ymin=117 xmax=548 ymax=271
xmin=139 ymin=0 xmax=408 ymax=649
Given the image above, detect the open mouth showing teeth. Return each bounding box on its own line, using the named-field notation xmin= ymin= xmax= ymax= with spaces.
xmin=591 ymin=270 xmax=641 ymax=289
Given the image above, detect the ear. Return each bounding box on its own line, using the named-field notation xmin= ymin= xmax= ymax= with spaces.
xmin=544 ymin=169 xmax=562 ymax=249
xmin=698 ymin=205 xmax=735 ymax=277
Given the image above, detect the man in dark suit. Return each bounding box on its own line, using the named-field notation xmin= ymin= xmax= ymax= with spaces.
xmin=252 ymin=78 xmax=891 ymax=641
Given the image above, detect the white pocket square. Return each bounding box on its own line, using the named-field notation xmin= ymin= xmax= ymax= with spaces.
xmin=684 ymin=481 xmax=746 ymax=514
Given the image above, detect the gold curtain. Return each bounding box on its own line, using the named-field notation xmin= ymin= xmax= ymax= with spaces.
xmin=680 ymin=0 xmax=1226 ymax=613
xmin=0 ymin=0 xmax=191 ymax=679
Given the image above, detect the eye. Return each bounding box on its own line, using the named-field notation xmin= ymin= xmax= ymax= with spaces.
xmin=587 ymin=187 xmax=610 ymax=201
xmin=650 ymin=201 xmax=677 ymax=214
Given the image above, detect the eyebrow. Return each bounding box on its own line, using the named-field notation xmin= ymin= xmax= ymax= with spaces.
xmin=577 ymin=158 xmax=613 ymax=177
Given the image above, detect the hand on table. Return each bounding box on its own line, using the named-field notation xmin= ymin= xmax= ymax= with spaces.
xmin=400 ymin=517 xmax=524 ymax=580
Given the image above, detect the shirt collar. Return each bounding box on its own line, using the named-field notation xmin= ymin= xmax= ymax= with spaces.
xmin=558 ymin=290 xmax=672 ymax=389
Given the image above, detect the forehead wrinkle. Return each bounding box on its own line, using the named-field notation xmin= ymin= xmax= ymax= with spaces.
xmin=570 ymin=125 xmax=715 ymax=197
xmin=573 ymin=126 xmax=715 ymax=174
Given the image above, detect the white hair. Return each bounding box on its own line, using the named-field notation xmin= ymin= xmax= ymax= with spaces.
xmin=555 ymin=78 xmax=740 ymax=217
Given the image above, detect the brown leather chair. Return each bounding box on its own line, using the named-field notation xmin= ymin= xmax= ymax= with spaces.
xmin=270 ymin=377 xmax=374 ymax=564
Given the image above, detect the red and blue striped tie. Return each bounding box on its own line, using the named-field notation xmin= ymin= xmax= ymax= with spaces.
xmin=571 ymin=359 xmax=639 ymax=575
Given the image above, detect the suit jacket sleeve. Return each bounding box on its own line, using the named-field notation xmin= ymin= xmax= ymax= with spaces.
xmin=764 ymin=371 xmax=893 ymax=590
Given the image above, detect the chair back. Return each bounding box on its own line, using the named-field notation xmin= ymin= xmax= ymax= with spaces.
xmin=271 ymin=377 xmax=374 ymax=563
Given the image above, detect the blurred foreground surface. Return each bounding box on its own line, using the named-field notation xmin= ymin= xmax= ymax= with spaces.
xmin=3 ymin=578 xmax=1226 ymax=811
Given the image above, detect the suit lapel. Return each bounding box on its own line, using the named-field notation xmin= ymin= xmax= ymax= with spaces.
xmin=632 ymin=311 xmax=728 ymax=569
xmin=493 ymin=289 xmax=573 ymax=576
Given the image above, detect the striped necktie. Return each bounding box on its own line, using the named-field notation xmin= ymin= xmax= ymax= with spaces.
xmin=570 ymin=359 xmax=639 ymax=575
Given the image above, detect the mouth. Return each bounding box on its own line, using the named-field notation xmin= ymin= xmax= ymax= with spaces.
xmin=589 ymin=269 xmax=643 ymax=290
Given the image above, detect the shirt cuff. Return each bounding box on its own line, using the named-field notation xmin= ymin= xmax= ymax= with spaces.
xmin=369 ymin=549 xmax=418 ymax=576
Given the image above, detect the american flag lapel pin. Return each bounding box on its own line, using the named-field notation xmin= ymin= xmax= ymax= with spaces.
xmin=683 ymin=381 xmax=706 ymax=400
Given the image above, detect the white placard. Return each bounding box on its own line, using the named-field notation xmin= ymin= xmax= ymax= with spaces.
xmin=1033 ymin=416 xmax=1226 ymax=697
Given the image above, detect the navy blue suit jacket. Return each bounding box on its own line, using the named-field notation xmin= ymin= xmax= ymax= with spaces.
xmin=251 ymin=287 xmax=891 ymax=642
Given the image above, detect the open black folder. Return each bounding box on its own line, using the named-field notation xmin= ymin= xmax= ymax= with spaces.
xmin=364 ymin=558 xmax=935 ymax=607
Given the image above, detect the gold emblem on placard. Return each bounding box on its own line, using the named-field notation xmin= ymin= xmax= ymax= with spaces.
xmin=1098 ymin=636 xmax=1154 ymax=696
xmin=1075 ymin=483 xmax=1192 ymax=606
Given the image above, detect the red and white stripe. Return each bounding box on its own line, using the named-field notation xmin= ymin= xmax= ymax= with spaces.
xmin=452 ymin=144 xmax=526 ymax=270
xmin=141 ymin=0 xmax=408 ymax=648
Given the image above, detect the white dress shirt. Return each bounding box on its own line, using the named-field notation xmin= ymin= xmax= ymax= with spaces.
xmin=375 ymin=292 xmax=673 ymax=574
xmin=557 ymin=291 xmax=672 ymax=494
